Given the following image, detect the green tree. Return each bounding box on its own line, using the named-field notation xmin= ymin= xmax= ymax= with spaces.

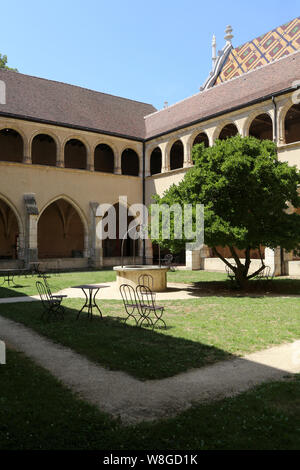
xmin=0 ymin=54 xmax=18 ymax=71
xmin=150 ymin=136 xmax=300 ymax=288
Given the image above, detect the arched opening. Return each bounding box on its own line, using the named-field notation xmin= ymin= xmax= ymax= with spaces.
xmin=218 ymin=123 xmax=238 ymax=140
xmin=193 ymin=132 xmax=209 ymax=148
xmin=64 ymin=139 xmax=87 ymax=170
xmin=285 ymin=104 xmax=300 ymax=144
xmin=0 ymin=199 xmax=19 ymax=259
xmin=32 ymin=134 xmax=56 ymax=166
xmin=38 ymin=199 xmax=85 ymax=259
xmin=249 ymin=114 xmax=273 ymax=140
xmin=150 ymin=147 xmax=162 ymax=175
xmin=0 ymin=128 xmax=23 ymax=163
xmin=121 ymin=149 xmax=139 ymax=176
xmin=94 ymin=143 xmax=114 ymax=173
xmin=170 ymin=140 xmax=184 ymax=170
xmin=102 ymin=203 xmax=138 ymax=258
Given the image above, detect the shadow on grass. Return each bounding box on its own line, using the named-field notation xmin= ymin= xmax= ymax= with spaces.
xmin=183 ymin=278 xmax=300 ymax=298
xmin=0 ymin=300 xmax=235 ymax=380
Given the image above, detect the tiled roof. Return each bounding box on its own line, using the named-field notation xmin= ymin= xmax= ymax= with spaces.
xmin=144 ymin=51 xmax=300 ymax=139
xmin=0 ymin=69 xmax=156 ymax=140
xmin=215 ymin=17 xmax=300 ymax=85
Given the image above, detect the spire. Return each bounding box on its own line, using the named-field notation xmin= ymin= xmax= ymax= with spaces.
xmin=224 ymin=25 xmax=233 ymax=45
xmin=212 ymin=34 xmax=217 ymax=70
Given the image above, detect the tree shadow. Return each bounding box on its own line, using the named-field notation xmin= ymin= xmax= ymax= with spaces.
xmin=0 ymin=300 xmax=236 ymax=380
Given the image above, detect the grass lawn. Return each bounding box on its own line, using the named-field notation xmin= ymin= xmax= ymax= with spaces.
xmin=1 ymin=295 xmax=299 ymax=380
xmin=1 ymin=349 xmax=299 ymax=450
xmin=0 ymin=269 xmax=115 ymax=298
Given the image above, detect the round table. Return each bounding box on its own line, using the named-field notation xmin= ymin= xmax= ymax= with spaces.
xmin=71 ymin=284 xmax=107 ymax=320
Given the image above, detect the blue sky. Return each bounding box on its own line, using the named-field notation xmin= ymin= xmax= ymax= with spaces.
xmin=1 ymin=0 xmax=299 ymax=109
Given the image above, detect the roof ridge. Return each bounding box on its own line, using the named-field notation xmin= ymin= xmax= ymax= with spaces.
xmin=0 ymin=68 xmax=155 ymax=109
xmin=144 ymin=49 xmax=300 ymax=120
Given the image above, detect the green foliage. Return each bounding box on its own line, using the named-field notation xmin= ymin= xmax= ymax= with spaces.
xmin=150 ymin=136 xmax=300 ymax=283
xmin=0 ymin=53 xmax=18 ymax=71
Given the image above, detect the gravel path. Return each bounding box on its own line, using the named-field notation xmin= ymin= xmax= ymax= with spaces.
xmin=1 ymin=315 xmax=299 ymax=424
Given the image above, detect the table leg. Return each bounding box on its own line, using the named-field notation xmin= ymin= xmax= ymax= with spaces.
xmin=76 ymin=289 xmax=89 ymax=320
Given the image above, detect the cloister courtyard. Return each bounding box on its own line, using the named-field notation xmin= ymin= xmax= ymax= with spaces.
xmin=0 ymin=268 xmax=299 ymax=450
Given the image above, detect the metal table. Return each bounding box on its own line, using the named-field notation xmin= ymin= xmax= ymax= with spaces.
xmin=72 ymin=284 xmax=108 ymax=320
xmin=0 ymin=268 xmax=27 ymax=287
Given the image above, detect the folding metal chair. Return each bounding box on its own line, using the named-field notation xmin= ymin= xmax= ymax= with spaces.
xmin=119 ymin=284 xmax=141 ymax=326
xmin=36 ymin=281 xmax=64 ymax=321
xmin=40 ymin=274 xmax=68 ymax=303
xmin=136 ymin=284 xmax=166 ymax=329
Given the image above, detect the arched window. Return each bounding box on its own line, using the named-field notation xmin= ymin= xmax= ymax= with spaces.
xmin=150 ymin=147 xmax=162 ymax=175
xmin=0 ymin=199 xmax=19 ymax=259
xmin=38 ymin=199 xmax=85 ymax=259
xmin=0 ymin=128 xmax=23 ymax=163
xmin=285 ymin=104 xmax=300 ymax=144
xmin=249 ymin=114 xmax=273 ymax=140
xmin=170 ymin=140 xmax=184 ymax=170
xmin=32 ymin=134 xmax=56 ymax=166
xmin=121 ymin=149 xmax=139 ymax=176
xmin=193 ymin=132 xmax=209 ymax=148
xmin=218 ymin=123 xmax=238 ymax=140
xmin=94 ymin=143 xmax=114 ymax=173
xmin=64 ymin=139 xmax=87 ymax=170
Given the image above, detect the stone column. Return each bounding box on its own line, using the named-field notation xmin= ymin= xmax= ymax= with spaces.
xmin=57 ymin=141 xmax=64 ymax=168
xmin=145 ymin=239 xmax=153 ymax=265
xmin=23 ymin=194 xmax=39 ymax=267
xmin=114 ymin=149 xmax=122 ymax=174
xmin=161 ymin=143 xmax=170 ymax=173
xmin=89 ymin=202 xmax=103 ymax=268
xmin=182 ymin=135 xmax=193 ymax=168
xmin=87 ymin=145 xmax=94 ymax=172
xmin=264 ymin=247 xmax=282 ymax=276
xmin=186 ymin=245 xmax=210 ymax=270
xmin=23 ymin=137 xmax=31 ymax=164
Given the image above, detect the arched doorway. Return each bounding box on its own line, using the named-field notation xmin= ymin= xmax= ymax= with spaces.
xmin=218 ymin=123 xmax=238 ymax=140
xmin=0 ymin=199 xmax=19 ymax=259
xmin=32 ymin=134 xmax=56 ymax=166
xmin=285 ymin=104 xmax=300 ymax=144
xmin=64 ymin=139 xmax=87 ymax=170
xmin=0 ymin=128 xmax=23 ymax=163
xmin=170 ymin=140 xmax=184 ymax=170
xmin=121 ymin=149 xmax=139 ymax=176
xmin=94 ymin=143 xmax=114 ymax=173
xmin=102 ymin=203 xmax=138 ymax=258
xmin=249 ymin=114 xmax=273 ymax=140
xmin=150 ymin=147 xmax=162 ymax=175
xmin=38 ymin=199 xmax=85 ymax=259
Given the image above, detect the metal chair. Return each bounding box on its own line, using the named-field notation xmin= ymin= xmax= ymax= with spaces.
xmin=136 ymin=284 xmax=166 ymax=329
xmin=119 ymin=284 xmax=141 ymax=326
xmin=138 ymin=273 xmax=154 ymax=290
xmin=162 ymin=254 xmax=175 ymax=271
xmin=36 ymin=281 xmax=64 ymax=321
xmin=40 ymin=274 xmax=68 ymax=303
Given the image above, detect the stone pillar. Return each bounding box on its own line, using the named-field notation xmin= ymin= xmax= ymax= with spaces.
xmin=264 ymin=247 xmax=282 ymax=276
xmin=185 ymin=245 xmax=210 ymax=270
xmin=182 ymin=135 xmax=193 ymax=168
xmin=114 ymin=149 xmax=122 ymax=174
xmin=23 ymin=194 xmax=39 ymax=267
xmin=87 ymin=145 xmax=94 ymax=171
xmin=57 ymin=141 xmax=64 ymax=168
xmin=277 ymin=102 xmax=288 ymax=145
xmin=145 ymin=239 xmax=153 ymax=265
xmin=89 ymin=202 xmax=103 ymax=268
xmin=23 ymin=137 xmax=31 ymax=164
xmin=145 ymin=148 xmax=151 ymax=177
xmin=161 ymin=143 xmax=170 ymax=173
